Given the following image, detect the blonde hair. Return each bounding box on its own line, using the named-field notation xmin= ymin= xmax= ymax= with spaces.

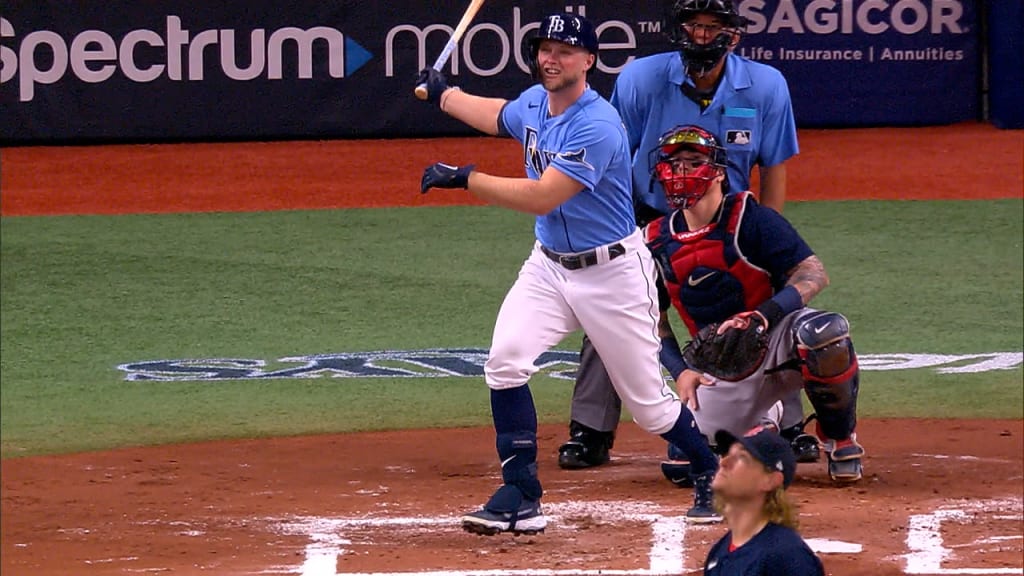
xmin=713 ymin=486 xmax=800 ymax=530
xmin=764 ymin=486 xmax=799 ymax=529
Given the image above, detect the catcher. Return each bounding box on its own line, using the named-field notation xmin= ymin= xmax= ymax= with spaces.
xmin=644 ymin=124 xmax=865 ymax=483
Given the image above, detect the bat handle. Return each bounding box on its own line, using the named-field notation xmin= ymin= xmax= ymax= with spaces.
xmin=416 ymin=40 xmax=459 ymax=101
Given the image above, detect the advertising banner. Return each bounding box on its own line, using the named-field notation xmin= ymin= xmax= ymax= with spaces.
xmin=0 ymin=1 xmax=981 ymax=143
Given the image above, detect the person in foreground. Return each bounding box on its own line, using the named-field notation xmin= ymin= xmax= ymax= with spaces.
xmin=704 ymin=426 xmax=824 ymax=575
xmin=415 ymin=14 xmax=723 ymax=535
xmin=643 ymin=124 xmax=866 ymax=484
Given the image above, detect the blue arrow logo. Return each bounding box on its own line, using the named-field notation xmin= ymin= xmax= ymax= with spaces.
xmin=345 ymin=37 xmax=372 ymax=76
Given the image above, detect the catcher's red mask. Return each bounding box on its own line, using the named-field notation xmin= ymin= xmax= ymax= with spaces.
xmin=654 ymin=158 xmax=720 ymax=209
xmin=651 ymin=125 xmax=728 ymax=210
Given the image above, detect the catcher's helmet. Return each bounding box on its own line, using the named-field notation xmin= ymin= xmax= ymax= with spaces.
xmin=665 ymin=0 xmax=747 ymax=76
xmin=528 ymin=14 xmax=599 ymax=78
xmin=650 ymin=125 xmax=728 ymax=210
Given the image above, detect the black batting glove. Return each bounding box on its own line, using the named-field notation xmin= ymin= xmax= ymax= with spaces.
xmin=421 ymin=162 xmax=475 ymax=194
xmin=416 ymin=68 xmax=449 ymax=105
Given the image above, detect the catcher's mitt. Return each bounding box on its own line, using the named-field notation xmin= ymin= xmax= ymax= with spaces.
xmin=682 ymin=312 xmax=769 ymax=382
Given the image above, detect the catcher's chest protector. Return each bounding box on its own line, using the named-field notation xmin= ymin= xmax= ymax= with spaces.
xmin=645 ymin=192 xmax=772 ymax=335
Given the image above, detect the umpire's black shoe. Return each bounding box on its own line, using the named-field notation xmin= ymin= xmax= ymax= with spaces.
xmin=557 ymin=420 xmax=614 ymax=469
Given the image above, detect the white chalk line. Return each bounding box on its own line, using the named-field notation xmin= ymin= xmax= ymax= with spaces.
xmin=261 ymin=500 xmax=864 ymax=576
xmin=904 ymin=497 xmax=1024 ymax=575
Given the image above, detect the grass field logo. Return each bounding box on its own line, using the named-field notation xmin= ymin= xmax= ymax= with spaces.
xmin=117 ymin=349 xmax=1023 ymax=382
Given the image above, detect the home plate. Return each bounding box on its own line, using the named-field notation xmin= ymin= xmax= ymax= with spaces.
xmin=805 ymin=538 xmax=863 ymax=554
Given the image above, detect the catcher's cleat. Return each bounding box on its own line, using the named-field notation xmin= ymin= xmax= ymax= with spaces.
xmin=781 ymin=414 xmax=821 ymax=464
xmin=823 ymin=435 xmax=865 ymax=483
xmin=661 ymin=443 xmax=694 ymax=487
xmin=686 ymin=471 xmax=722 ymax=524
xmin=790 ymin=433 xmax=822 ymax=463
xmin=661 ymin=460 xmax=694 ymax=487
xmin=557 ymin=421 xmax=614 ymax=469
xmin=461 ymin=500 xmax=547 ymax=536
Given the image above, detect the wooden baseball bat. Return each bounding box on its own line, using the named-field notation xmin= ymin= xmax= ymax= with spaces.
xmin=414 ymin=0 xmax=487 ymax=100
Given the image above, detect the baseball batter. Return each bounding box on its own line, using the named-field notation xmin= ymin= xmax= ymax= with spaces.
xmin=558 ymin=0 xmax=813 ymax=472
xmin=643 ymin=124 xmax=864 ymax=483
xmin=416 ymin=14 xmax=723 ymax=534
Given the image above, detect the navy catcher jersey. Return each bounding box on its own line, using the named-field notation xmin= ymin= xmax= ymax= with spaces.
xmin=612 ymin=51 xmax=799 ymax=215
xmin=646 ymin=193 xmax=813 ymax=331
xmin=499 ymin=84 xmax=636 ymax=253
xmin=704 ymin=523 xmax=825 ymax=576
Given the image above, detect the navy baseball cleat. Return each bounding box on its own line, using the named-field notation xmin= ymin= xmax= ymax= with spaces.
xmin=461 ymin=500 xmax=547 ymax=536
xmin=824 ymin=435 xmax=865 ymax=483
xmin=686 ymin=471 xmax=722 ymax=524
xmin=781 ymin=415 xmax=821 ymax=464
xmin=789 ymin=433 xmax=822 ymax=463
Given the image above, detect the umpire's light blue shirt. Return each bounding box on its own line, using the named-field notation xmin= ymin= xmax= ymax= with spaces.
xmin=500 ymin=85 xmax=636 ymax=253
xmin=612 ymin=51 xmax=799 ymax=214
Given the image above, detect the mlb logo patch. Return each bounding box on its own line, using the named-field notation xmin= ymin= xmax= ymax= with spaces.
xmin=726 ymin=130 xmax=752 ymax=145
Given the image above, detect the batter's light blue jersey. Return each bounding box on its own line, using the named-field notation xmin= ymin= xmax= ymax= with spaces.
xmin=500 ymin=84 xmax=636 ymax=253
xmin=611 ymin=51 xmax=799 ymax=214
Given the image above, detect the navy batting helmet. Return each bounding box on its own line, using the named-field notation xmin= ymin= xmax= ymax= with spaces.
xmin=665 ymin=0 xmax=747 ymax=76
xmin=528 ymin=14 xmax=599 ymax=78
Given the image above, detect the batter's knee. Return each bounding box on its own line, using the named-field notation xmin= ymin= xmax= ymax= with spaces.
xmin=629 ymin=400 xmax=682 ymax=436
xmin=484 ymin=344 xmax=536 ymax=390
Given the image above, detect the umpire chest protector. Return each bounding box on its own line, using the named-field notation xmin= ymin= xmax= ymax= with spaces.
xmin=645 ymin=191 xmax=772 ymax=336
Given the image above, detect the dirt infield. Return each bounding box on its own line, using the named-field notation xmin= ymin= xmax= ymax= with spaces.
xmin=1 ymin=123 xmax=1023 ymax=575
xmin=1 ymin=421 xmax=1022 ymax=576
xmin=2 ymin=122 xmax=1022 ymax=216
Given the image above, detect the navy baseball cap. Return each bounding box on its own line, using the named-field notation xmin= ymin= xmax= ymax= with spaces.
xmin=715 ymin=426 xmax=797 ymax=488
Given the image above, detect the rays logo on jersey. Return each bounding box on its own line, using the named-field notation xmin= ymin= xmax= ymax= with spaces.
xmin=524 ymin=127 xmax=594 ymax=176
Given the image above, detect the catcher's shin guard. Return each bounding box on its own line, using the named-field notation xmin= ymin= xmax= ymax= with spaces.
xmin=796 ymin=312 xmax=859 ymax=439
xmin=795 ymin=311 xmax=864 ymax=482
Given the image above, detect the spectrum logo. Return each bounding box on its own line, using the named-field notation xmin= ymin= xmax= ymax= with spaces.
xmin=0 ymin=16 xmax=372 ymax=102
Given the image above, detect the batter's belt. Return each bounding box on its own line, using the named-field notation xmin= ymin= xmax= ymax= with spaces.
xmin=540 ymin=242 xmax=626 ymax=270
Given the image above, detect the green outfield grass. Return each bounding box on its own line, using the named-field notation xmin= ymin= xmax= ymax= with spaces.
xmin=1 ymin=199 xmax=1022 ymax=457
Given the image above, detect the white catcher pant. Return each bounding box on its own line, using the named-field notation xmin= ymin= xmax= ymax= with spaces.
xmin=691 ymin=308 xmax=822 ymax=441
xmin=484 ymin=228 xmax=682 ymax=435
